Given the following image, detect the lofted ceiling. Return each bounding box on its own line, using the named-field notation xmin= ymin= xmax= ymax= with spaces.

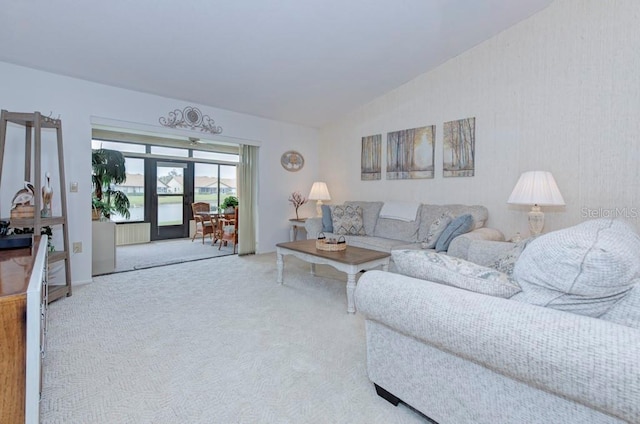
xmin=0 ymin=0 xmax=552 ymax=128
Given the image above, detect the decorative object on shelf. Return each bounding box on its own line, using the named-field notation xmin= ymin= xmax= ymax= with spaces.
xmin=10 ymin=181 xmax=36 ymax=218
xmin=508 ymin=171 xmax=565 ymax=236
xmin=280 ymin=150 xmax=304 ymax=172
xmin=11 ymin=181 xmax=35 ymax=208
xmin=288 ymin=191 xmax=308 ymax=219
xmin=361 ymin=134 xmax=382 ymax=180
xmin=308 ymin=182 xmax=331 ymax=217
xmin=41 ymin=171 xmax=53 ymax=218
xmin=159 ymin=106 xmax=223 ymax=134
xmin=387 ymin=125 xmax=435 ymax=179
xmin=443 ymin=117 xmax=476 ymax=177
xmin=315 ymin=232 xmax=347 ymax=251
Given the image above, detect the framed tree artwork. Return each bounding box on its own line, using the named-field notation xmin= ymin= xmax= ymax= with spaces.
xmin=361 ymin=134 xmax=381 ymax=180
xmin=443 ymin=117 xmax=475 ymax=177
xmin=386 ymin=125 xmax=435 ymax=180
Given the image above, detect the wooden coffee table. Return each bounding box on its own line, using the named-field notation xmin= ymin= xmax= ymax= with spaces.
xmin=276 ymin=239 xmax=391 ymax=314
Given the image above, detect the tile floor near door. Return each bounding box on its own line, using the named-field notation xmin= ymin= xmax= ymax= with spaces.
xmin=113 ymin=237 xmax=236 ymax=273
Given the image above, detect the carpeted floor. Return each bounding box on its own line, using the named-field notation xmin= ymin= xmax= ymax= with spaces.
xmin=41 ymin=253 xmax=428 ymax=423
xmin=112 ymin=237 xmax=235 ymax=273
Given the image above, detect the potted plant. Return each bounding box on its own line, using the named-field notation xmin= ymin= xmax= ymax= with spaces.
xmin=220 ymin=195 xmax=238 ymax=214
xmin=92 ymin=148 xmax=131 ymax=220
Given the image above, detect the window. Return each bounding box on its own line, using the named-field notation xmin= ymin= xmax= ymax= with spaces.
xmin=92 ymin=133 xmax=238 ymax=226
xmin=151 ymin=146 xmax=188 ymax=157
xmin=112 ymin=157 xmax=144 ymax=223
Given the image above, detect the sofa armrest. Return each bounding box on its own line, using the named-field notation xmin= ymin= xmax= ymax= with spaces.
xmin=355 ymin=270 xmax=640 ymax=423
xmin=447 ymin=227 xmax=505 ymax=261
xmin=456 ymin=239 xmax=515 ymax=266
xmin=304 ymin=217 xmax=324 ymax=239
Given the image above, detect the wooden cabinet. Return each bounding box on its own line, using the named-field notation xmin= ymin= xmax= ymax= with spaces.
xmin=0 ymin=236 xmax=48 ymax=423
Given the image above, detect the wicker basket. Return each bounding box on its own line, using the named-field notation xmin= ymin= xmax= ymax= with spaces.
xmin=316 ymin=233 xmax=347 ymax=251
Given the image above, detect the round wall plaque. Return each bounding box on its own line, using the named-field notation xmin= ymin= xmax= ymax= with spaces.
xmin=280 ymin=150 xmax=304 ymax=172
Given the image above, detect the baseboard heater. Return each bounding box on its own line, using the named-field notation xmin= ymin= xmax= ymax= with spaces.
xmin=116 ymin=223 xmax=151 ymax=246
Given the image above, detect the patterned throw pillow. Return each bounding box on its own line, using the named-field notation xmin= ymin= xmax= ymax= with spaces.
xmin=392 ymin=249 xmax=521 ymax=298
xmin=421 ymin=212 xmax=452 ymax=249
xmin=489 ymin=238 xmax=534 ymax=275
xmin=330 ymin=205 xmax=366 ymax=236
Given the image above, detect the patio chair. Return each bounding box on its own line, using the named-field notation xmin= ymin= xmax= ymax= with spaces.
xmin=219 ymin=207 xmax=238 ymax=253
xmin=191 ymin=202 xmax=215 ymax=244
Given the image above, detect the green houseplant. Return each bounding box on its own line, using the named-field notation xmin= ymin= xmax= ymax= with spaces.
xmin=220 ymin=195 xmax=238 ymax=213
xmin=92 ymin=148 xmax=131 ymax=220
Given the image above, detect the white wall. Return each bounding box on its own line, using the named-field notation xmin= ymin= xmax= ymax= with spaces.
xmin=318 ymin=0 xmax=640 ymax=239
xmin=0 ymin=62 xmax=320 ymax=283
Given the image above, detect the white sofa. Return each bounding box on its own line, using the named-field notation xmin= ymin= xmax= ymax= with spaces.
xmin=304 ymin=201 xmax=504 ymax=260
xmin=355 ymin=219 xmax=640 ymax=424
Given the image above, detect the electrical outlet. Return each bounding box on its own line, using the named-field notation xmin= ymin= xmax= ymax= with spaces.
xmin=70 ymin=182 xmax=78 ymax=192
xmin=72 ymin=242 xmax=82 ymax=253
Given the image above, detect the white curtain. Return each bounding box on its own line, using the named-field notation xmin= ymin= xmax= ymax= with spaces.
xmin=238 ymin=144 xmax=258 ymax=255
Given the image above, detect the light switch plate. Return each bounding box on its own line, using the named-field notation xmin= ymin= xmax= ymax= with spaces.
xmin=70 ymin=182 xmax=78 ymax=192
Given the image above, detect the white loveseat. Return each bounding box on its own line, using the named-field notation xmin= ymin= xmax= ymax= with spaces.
xmin=304 ymin=201 xmax=504 ymax=261
xmin=355 ymin=219 xmax=640 ymax=423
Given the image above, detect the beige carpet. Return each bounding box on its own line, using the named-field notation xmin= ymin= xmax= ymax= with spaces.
xmin=41 ymin=253 xmax=427 ymax=423
xmin=112 ymin=237 xmax=235 ymax=273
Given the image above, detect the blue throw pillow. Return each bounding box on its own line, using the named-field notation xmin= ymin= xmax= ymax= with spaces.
xmin=321 ymin=204 xmax=333 ymax=232
xmin=435 ymin=214 xmax=474 ymax=252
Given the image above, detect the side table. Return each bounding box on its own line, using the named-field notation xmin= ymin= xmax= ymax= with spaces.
xmin=288 ymin=218 xmax=307 ymax=241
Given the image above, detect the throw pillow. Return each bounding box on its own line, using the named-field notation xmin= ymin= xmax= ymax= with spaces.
xmin=512 ymin=219 xmax=640 ymax=317
xmin=392 ymin=249 xmax=521 ymax=298
xmin=421 ymin=212 xmax=452 ymax=249
xmin=489 ymin=237 xmax=534 ymax=275
xmin=435 ymin=214 xmax=474 ymax=252
xmin=321 ymin=204 xmax=333 ymax=233
xmin=330 ymin=205 xmax=366 ymax=236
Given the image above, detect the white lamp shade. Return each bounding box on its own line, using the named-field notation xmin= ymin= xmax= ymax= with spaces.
xmin=507 ymin=171 xmax=565 ymax=206
xmin=308 ymin=182 xmax=331 ymax=201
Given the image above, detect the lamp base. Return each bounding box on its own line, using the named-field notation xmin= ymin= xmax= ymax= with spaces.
xmin=315 ymin=200 xmax=324 ymax=217
xmin=528 ymin=205 xmax=544 ymax=236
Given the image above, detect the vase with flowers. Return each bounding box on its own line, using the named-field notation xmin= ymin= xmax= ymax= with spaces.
xmin=288 ymin=191 xmax=308 ymax=220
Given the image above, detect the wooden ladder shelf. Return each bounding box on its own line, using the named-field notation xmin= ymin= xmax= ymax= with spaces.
xmin=0 ymin=110 xmax=72 ymax=302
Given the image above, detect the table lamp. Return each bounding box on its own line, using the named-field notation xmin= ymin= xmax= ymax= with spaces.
xmin=308 ymin=182 xmax=331 ymax=217
xmin=507 ymin=171 xmax=565 ymax=236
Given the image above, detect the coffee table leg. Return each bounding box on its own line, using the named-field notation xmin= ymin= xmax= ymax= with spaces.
xmin=276 ymin=250 xmax=284 ymax=284
xmin=310 ymin=263 xmax=316 ymax=276
xmin=346 ymin=273 xmax=357 ymax=314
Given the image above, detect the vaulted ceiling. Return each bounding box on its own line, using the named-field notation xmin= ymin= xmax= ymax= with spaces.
xmin=0 ymin=0 xmax=552 ymax=128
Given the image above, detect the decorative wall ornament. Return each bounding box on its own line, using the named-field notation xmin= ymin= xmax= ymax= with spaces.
xmin=361 ymin=134 xmax=381 ymax=180
xmin=386 ymin=125 xmax=435 ymax=179
xmin=159 ymin=106 xmax=223 ymax=134
xmin=443 ymin=117 xmax=475 ymax=177
xmin=280 ymin=150 xmax=304 ymax=172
